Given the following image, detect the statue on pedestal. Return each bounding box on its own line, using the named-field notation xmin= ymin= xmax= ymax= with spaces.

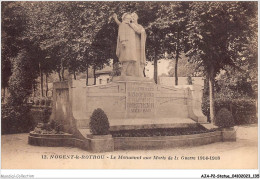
xmin=113 ymin=12 xmax=146 ymax=77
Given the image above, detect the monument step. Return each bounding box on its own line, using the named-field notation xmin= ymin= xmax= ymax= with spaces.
xmin=77 ymin=118 xmax=198 ymax=135
xmin=108 ymin=117 xmax=197 ymax=131
xmin=201 ymin=123 xmax=218 ymax=130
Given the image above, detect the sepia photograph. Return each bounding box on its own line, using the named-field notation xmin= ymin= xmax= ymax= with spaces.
xmin=1 ymin=1 xmax=258 ymax=178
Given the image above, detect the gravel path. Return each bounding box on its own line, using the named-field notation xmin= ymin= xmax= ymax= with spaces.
xmin=1 ymin=124 xmax=258 ymax=169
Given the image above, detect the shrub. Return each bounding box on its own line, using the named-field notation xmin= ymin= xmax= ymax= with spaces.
xmin=42 ymin=108 xmax=51 ymax=123
xmin=202 ymin=97 xmax=257 ymax=125
xmin=35 ymin=120 xmax=64 ymax=134
xmin=215 ymin=108 xmax=235 ymax=128
xmin=202 ymin=74 xmax=257 ymax=125
xmin=55 ymin=120 xmax=65 ymax=133
xmin=49 ymin=119 xmax=64 ymax=133
xmin=2 ymin=104 xmax=35 ymax=134
xmin=230 ymin=99 xmax=257 ymax=125
xmin=89 ymin=108 xmax=110 ymax=135
xmin=45 ymin=99 xmax=52 ymax=106
xmin=40 ymin=99 xmax=45 ymax=106
xmin=41 ymin=123 xmax=52 ymax=131
xmin=201 ymin=95 xmax=210 ymax=121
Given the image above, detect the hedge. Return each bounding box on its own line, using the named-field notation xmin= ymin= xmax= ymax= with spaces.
xmin=202 ymin=97 xmax=257 ymax=125
xmin=215 ymin=108 xmax=235 ymax=128
xmin=1 ymin=104 xmax=36 ymax=134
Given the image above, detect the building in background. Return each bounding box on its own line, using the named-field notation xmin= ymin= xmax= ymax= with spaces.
xmin=96 ymin=65 xmax=112 ymax=85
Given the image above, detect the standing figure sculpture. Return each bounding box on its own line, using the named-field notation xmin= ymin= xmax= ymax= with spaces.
xmin=113 ymin=12 xmax=146 ymax=77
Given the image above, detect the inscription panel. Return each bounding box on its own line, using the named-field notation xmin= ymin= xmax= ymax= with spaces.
xmin=126 ymin=82 xmax=155 ymax=118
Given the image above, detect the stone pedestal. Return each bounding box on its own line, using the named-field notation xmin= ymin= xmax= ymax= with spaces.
xmin=71 ymin=76 xmax=206 ymax=128
xmin=51 ymin=76 xmax=207 ymax=132
xmin=50 ymin=81 xmax=77 ymax=134
xmin=222 ymin=127 xmax=236 ymax=142
xmin=87 ymin=134 xmax=114 ymax=153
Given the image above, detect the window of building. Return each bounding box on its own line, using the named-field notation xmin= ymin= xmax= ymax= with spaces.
xmin=99 ymin=79 xmax=102 ymax=84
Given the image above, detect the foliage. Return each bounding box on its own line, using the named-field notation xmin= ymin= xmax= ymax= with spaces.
xmin=216 ymin=69 xmax=256 ymax=99
xmin=1 ymin=55 xmax=12 ymax=90
xmin=202 ymin=94 xmax=256 ymax=125
xmin=215 ymin=108 xmax=234 ymax=128
xmin=2 ymin=104 xmax=35 ymax=134
xmin=2 ymin=2 xmax=40 ymax=107
xmin=33 ymin=120 xmax=64 ymax=134
xmin=40 ymin=99 xmax=45 ymax=106
xmin=214 ymin=70 xmax=256 ymax=125
xmin=7 ymin=49 xmax=38 ymax=106
xmin=2 ymin=2 xmax=28 ymax=89
xmin=168 ymin=54 xmax=202 ymax=77
xmin=3 ymin=1 xmax=257 ymax=82
xmin=186 ymin=2 xmax=257 ymax=121
xmin=219 ymin=98 xmax=256 ymax=125
xmin=186 ymin=2 xmax=257 ymax=76
xmin=42 ymin=108 xmax=52 ymax=123
xmin=45 ymin=99 xmax=52 ymax=106
xmin=49 ymin=120 xmax=64 ymax=134
xmin=201 ymin=77 xmax=210 ymax=121
xmin=151 ymin=2 xmax=190 ymax=85
xmin=89 ymin=108 xmax=110 ymax=135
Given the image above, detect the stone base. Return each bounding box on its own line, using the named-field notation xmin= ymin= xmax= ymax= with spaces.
xmin=109 ymin=117 xmax=196 ymax=131
xmin=28 ymin=132 xmax=90 ymax=150
xmin=29 ymin=129 xmax=236 ymax=152
xmin=114 ymin=131 xmax=222 ymax=150
xmin=86 ymin=134 xmax=114 ymax=153
xmin=222 ymin=127 xmax=236 ymax=142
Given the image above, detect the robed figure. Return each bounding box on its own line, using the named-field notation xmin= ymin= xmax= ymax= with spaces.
xmin=113 ymin=12 xmax=146 ymax=77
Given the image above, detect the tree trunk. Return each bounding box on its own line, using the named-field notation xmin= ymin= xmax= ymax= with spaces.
xmin=154 ymin=58 xmax=158 ymax=84
xmin=175 ymin=29 xmax=180 ymax=86
xmin=3 ymin=87 xmax=6 ymax=103
xmin=58 ymin=71 xmax=62 ymax=81
xmin=93 ymin=66 xmax=96 ymax=85
xmin=61 ymin=68 xmax=64 ymax=81
xmin=86 ymin=64 xmax=89 ymax=86
xmin=175 ymin=57 xmax=179 ymax=86
xmin=45 ymin=73 xmax=48 ymax=97
xmin=209 ymin=68 xmax=215 ymax=124
xmin=33 ymin=83 xmax=36 ymax=97
xmin=41 ymin=72 xmax=44 ymax=97
xmin=60 ymin=59 xmax=64 ymax=81
xmin=39 ymin=63 xmax=43 ymax=97
xmin=73 ymin=71 xmax=76 ymax=80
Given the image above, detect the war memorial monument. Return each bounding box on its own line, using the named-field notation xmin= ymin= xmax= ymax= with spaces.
xmin=29 ymin=12 xmax=235 ymax=152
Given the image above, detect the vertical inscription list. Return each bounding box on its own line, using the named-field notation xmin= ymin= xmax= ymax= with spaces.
xmin=126 ymin=82 xmax=155 ymax=118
